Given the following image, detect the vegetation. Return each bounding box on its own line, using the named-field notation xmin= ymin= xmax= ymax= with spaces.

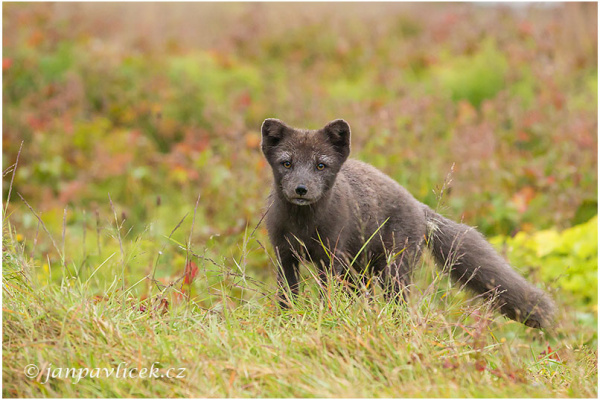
xmin=2 ymin=3 xmax=597 ymax=397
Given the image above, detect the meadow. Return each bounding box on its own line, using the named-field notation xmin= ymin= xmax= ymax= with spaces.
xmin=2 ymin=3 xmax=598 ymax=397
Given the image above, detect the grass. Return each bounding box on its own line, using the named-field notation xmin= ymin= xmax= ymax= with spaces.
xmin=2 ymin=192 xmax=597 ymax=397
xmin=2 ymin=2 xmax=598 ymax=397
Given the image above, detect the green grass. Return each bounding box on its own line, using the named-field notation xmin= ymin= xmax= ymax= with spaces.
xmin=2 ymin=201 xmax=597 ymax=397
xmin=2 ymin=2 xmax=598 ymax=397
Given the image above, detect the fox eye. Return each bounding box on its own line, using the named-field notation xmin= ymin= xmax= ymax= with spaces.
xmin=282 ymin=161 xmax=292 ymax=169
xmin=316 ymin=163 xmax=326 ymax=171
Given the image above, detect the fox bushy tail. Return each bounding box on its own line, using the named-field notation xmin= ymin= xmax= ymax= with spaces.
xmin=423 ymin=206 xmax=555 ymax=329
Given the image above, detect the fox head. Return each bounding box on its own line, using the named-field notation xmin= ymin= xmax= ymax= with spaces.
xmin=261 ymin=118 xmax=351 ymax=206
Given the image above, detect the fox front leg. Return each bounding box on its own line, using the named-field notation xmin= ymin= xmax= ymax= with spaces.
xmin=275 ymin=248 xmax=299 ymax=308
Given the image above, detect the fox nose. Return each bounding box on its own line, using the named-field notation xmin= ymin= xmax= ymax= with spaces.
xmin=295 ymin=185 xmax=308 ymax=196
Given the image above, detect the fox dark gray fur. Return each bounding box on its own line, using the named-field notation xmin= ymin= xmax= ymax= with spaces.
xmin=261 ymin=118 xmax=555 ymax=329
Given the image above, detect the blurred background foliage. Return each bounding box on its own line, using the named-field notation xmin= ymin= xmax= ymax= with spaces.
xmin=2 ymin=3 xmax=597 ymax=309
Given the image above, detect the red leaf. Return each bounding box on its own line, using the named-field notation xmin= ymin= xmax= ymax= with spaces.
xmin=475 ymin=360 xmax=486 ymax=372
xmin=538 ymin=345 xmax=560 ymax=361
xmin=3 ymin=58 xmax=12 ymax=71
xmin=184 ymin=261 xmax=199 ymax=285
xmin=236 ymin=91 xmax=252 ymax=108
xmin=518 ymin=21 xmax=533 ymax=37
xmin=547 ymin=345 xmax=561 ymax=362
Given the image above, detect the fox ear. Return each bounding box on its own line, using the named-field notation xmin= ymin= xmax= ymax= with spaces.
xmin=323 ymin=119 xmax=351 ymax=160
xmin=261 ymin=118 xmax=288 ymax=152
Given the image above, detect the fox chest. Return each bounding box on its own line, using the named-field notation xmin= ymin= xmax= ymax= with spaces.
xmin=282 ymin=218 xmax=352 ymax=259
xmin=283 ymin=219 xmax=323 ymax=248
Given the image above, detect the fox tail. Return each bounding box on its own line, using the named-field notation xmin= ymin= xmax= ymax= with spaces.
xmin=423 ymin=206 xmax=555 ymax=329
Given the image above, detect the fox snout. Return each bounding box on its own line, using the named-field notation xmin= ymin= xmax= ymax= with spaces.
xmin=295 ymin=185 xmax=308 ymax=196
xmin=290 ymin=183 xmax=312 ymax=205
xmin=282 ymin=177 xmax=320 ymax=205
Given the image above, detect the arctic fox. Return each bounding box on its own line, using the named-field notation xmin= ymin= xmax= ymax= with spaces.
xmin=261 ymin=118 xmax=555 ymax=329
